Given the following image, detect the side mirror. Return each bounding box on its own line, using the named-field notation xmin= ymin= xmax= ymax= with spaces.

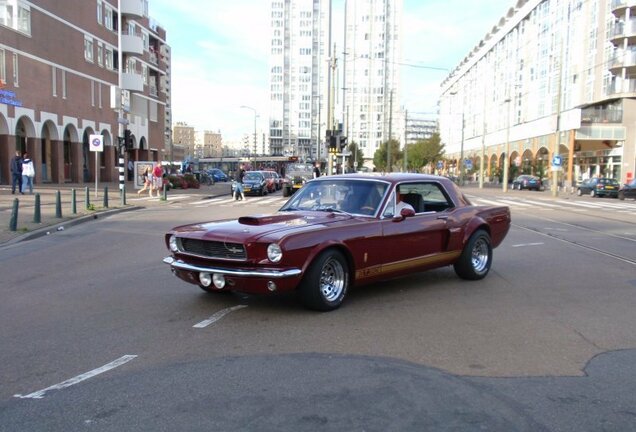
xmin=393 ymin=207 xmax=415 ymax=221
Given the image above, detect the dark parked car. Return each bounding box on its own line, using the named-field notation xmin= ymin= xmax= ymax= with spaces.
xmin=576 ymin=177 xmax=620 ymax=198
xmin=512 ymin=175 xmax=542 ymax=191
xmin=618 ymin=179 xmax=636 ymax=200
xmin=236 ymin=171 xmax=268 ymax=196
xmin=163 ymin=174 xmax=511 ymax=311
xmin=207 ymin=168 xmax=228 ymax=182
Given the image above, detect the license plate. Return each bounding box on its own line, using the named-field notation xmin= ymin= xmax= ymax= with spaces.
xmin=606 ymin=186 xmax=615 ymax=189
xmin=293 ymin=184 xmax=302 ymax=189
xmin=244 ymin=186 xmax=251 ymax=191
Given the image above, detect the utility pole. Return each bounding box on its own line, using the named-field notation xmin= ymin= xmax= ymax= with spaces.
xmin=387 ymin=89 xmax=393 ymax=172
xmin=403 ymin=110 xmax=408 ymax=172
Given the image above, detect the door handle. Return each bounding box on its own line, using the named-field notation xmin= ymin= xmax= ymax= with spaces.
xmin=437 ymin=215 xmax=449 ymax=220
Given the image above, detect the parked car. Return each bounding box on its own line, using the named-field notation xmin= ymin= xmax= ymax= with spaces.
xmin=576 ymin=177 xmax=620 ymax=198
xmin=163 ymin=174 xmax=511 ymax=311
xmin=265 ymin=170 xmax=283 ymax=190
xmin=259 ymin=170 xmax=277 ymax=193
xmin=282 ymin=163 xmax=314 ymax=197
xmin=206 ymin=168 xmax=228 ymax=183
xmin=512 ymin=175 xmax=542 ymax=191
xmin=236 ymin=171 xmax=268 ymax=196
xmin=618 ymin=179 xmax=636 ymax=200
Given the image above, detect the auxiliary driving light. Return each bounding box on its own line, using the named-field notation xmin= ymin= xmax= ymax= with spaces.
xmin=199 ymin=272 xmax=212 ymax=287
xmin=212 ymin=273 xmax=226 ymax=289
xmin=267 ymin=281 xmax=277 ymax=292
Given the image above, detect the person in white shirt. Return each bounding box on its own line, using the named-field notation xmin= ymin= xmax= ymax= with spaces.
xmin=395 ymin=190 xmax=414 ymax=214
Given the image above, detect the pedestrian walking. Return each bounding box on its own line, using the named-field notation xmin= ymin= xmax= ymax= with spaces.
xmin=152 ymin=162 xmax=164 ymax=197
xmin=10 ymin=151 xmax=23 ymax=194
xmin=233 ymin=163 xmax=246 ymax=201
xmin=21 ymin=153 xmax=35 ymax=194
xmin=137 ymin=166 xmax=152 ymax=196
xmin=127 ymin=159 xmax=134 ymax=181
xmin=313 ymin=162 xmax=321 ymax=179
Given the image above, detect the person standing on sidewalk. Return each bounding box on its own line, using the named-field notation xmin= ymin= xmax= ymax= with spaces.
xmin=10 ymin=151 xmax=23 ymax=194
xmin=233 ymin=163 xmax=246 ymax=201
xmin=152 ymin=162 xmax=164 ymax=198
xmin=21 ymin=153 xmax=35 ymax=194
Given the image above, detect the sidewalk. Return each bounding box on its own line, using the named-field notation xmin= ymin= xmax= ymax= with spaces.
xmin=0 ymin=181 xmax=231 ymax=246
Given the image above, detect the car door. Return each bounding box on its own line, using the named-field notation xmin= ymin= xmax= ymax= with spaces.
xmin=380 ymin=182 xmax=453 ymax=276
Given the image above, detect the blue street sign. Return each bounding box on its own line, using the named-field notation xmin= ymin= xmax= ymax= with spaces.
xmin=436 ymin=161 xmax=443 ymax=170
xmin=464 ymin=159 xmax=473 ymax=170
xmin=552 ymin=155 xmax=562 ymax=167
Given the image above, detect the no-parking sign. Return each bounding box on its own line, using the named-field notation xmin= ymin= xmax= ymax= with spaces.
xmin=89 ymin=134 xmax=104 ymax=152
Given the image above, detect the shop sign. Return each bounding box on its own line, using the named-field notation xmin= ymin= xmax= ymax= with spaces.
xmin=0 ymin=89 xmax=23 ymax=107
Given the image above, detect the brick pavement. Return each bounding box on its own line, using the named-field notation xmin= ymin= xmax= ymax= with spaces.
xmin=0 ymin=182 xmax=231 ymax=246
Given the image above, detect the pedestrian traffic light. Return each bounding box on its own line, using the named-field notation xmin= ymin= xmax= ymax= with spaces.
xmin=329 ymin=134 xmax=337 ymax=153
xmin=124 ymin=129 xmax=132 ymax=150
xmin=339 ymin=135 xmax=348 ymax=150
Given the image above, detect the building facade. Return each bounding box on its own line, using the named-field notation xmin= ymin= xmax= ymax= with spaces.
xmin=172 ymin=121 xmax=195 ymax=158
xmin=268 ymin=0 xmax=330 ymax=161
xmin=343 ymin=0 xmax=402 ymax=163
xmin=404 ymin=116 xmax=437 ymax=146
xmin=439 ymin=0 xmax=636 ymax=186
xmin=0 ymin=0 xmax=171 ymax=186
xmin=200 ymin=130 xmax=223 ymax=158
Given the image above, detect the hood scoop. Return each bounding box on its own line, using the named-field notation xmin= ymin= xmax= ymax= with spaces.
xmin=238 ymin=213 xmax=304 ymax=226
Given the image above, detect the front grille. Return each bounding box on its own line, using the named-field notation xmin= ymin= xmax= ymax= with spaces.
xmin=179 ymin=238 xmax=246 ymax=260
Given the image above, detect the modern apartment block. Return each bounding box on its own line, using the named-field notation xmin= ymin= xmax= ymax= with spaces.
xmin=343 ymin=0 xmax=402 ymax=164
xmin=172 ymin=121 xmax=195 ymax=158
xmin=199 ymin=130 xmax=223 ymax=158
xmin=0 ymin=0 xmax=171 ymax=186
xmin=440 ymin=0 xmax=636 ymax=185
xmin=404 ymin=116 xmax=437 ymax=146
xmin=268 ymin=0 xmax=330 ymax=160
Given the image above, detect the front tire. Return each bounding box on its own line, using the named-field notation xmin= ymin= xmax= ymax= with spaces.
xmin=590 ymin=190 xmax=596 ymax=197
xmin=577 ymin=188 xmax=582 ymax=196
xmin=454 ymin=229 xmax=492 ymax=280
xmin=299 ymin=249 xmax=349 ymax=311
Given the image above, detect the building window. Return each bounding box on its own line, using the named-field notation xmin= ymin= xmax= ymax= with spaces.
xmin=0 ymin=49 xmax=5 ymax=84
xmin=105 ymin=47 xmax=113 ymax=70
xmin=12 ymin=53 xmax=18 ymax=86
xmin=61 ymin=69 xmax=66 ymax=99
xmin=98 ymin=82 xmax=102 ymax=108
xmin=0 ymin=1 xmax=30 ymax=35
xmin=97 ymin=43 xmax=103 ymax=67
xmin=51 ymin=66 xmax=56 ymax=97
xmin=91 ymin=80 xmax=95 ymax=106
xmin=97 ymin=0 xmax=102 ymax=25
xmin=84 ymin=36 xmax=94 ymax=62
xmin=17 ymin=2 xmax=29 ymax=34
xmin=104 ymin=6 xmax=114 ymax=31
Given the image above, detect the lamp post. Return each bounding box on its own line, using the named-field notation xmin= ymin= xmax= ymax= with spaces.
xmin=240 ymin=105 xmax=258 ymax=167
xmin=449 ymin=91 xmax=464 ymax=185
xmin=503 ymin=97 xmax=512 ymax=193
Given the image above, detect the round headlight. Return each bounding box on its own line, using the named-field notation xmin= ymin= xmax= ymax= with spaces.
xmin=169 ymin=235 xmax=179 ymax=252
xmin=267 ymin=243 xmax=283 ymax=263
xmin=199 ymin=272 xmax=212 ymax=287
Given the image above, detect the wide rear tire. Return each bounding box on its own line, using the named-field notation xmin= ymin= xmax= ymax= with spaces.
xmin=454 ymin=229 xmax=492 ymax=280
xmin=299 ymin=249 xmax=349 ymax=311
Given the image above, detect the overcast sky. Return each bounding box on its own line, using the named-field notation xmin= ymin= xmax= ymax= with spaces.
xmin=149 ymin=0 xmax=513 ymax=144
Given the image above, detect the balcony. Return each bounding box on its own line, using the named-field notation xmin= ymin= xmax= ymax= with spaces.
xmin=121 ymin=32 xmax=143 ymax=55
xmin=609 ymin=19 xmax=636 ymax=45
xmin=608 ymin=50 xmax=636 ymax=74
xmin=122 ymin=72 xmax=144 ymax=92
xmin=611 ymin=0 xmax=636 ymax=18
xmin=120 ymin=0 xmax=145 ymax=19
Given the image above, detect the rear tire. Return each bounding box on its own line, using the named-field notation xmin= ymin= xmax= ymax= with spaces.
xmin=454 ymin=229 xmax=492 ymax=280
xmin=283 ymin=187 xmax=291 ymax=197
xmin=299 ymin=249 xmax=349 ymax=311
xmin=619 ymin=191 xmax=625 ymax=200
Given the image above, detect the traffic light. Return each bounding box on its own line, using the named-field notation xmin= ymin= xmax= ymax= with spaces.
xmin=124 ymin=129 xmax=132 ymax=150
xmin=339 ymin=135 xmax=348 ymax=151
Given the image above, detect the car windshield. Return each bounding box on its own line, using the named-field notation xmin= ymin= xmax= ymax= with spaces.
xmin=280 ymin=179 xmax=389 ymax=216
xmin=286 ymin=164 xmax=313 ymax=174
xmin=244 ymin=172 xmax=262 ymax=181
xmin=599 ymin=178 xmax=619 ymax=185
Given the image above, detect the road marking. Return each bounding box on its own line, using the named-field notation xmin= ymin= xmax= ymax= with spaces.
xmin=511 ymin=242 xmax=544 ymax=247
xmin=193 ymin=305 xmax=248 ymax=328
xmin=518 ymin=199 xmax=560 ymax=208
xmin=14 ymin=355 xmax=137 ymax=399
xmin=497 ymin=199 xmax=531 ymax=207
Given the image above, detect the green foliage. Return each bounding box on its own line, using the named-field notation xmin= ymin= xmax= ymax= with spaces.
xmin=405 ymin=133 xmax=445 ymax=172
xmin=345 ymin=142 xmax=365 ymax=171
xmin=373 ymin=139 xmax=402 ymax=172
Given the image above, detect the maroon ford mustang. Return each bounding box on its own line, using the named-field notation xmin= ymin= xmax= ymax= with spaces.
xmin=164 ymin=174 xmax=511 ymax=311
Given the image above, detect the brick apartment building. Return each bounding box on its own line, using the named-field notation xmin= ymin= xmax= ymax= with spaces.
xmin=0 ymin=0 xmax=171 ymax=186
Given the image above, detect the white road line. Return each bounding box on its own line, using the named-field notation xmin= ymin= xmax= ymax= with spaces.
xmin=497 ymin=199 xmax=531 ymax=207
xmin=511 ymin=242 xmax=545 ymax=247
xmin=193 ymin=305 xmax=248 ymax=328
xmin=518 ymin=199 xmax=560 ymax=208
xmin=472 ymin=198 xmax=504 ymax=206
xmin=14 ymin=355 xmax=137 ymax=399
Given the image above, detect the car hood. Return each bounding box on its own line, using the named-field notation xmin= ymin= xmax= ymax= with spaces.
xmin=170 ymin=211 xmax=355 ymax=243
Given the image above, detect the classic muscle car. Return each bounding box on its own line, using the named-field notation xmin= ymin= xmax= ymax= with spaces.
xmin=164 ymin=174 xmax=511 ymax=311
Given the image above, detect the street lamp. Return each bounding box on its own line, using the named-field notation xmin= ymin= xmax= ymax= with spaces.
xmin=240 ymin=105 xmax=258 ymax=166
xmin=503 ymin=97 xmax=512 ymax=193
xmin=449 ymin=91 xmax=465 ymax=185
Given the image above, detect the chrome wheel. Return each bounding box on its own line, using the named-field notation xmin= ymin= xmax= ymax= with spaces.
xmin=471 ymin=237 xmax=490 ymax=273
xmin=319 ymin=257 xmax=346 ymax=302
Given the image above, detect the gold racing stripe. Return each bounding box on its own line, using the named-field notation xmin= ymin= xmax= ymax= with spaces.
xmin=355 ymin=251 xmax=462 ymax=280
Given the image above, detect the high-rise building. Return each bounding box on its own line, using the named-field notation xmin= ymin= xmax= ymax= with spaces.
xmin=268 ymin=0 xmax=330 ymax=160
xmin=200 ymin=130 xmax=223 ymax=158
xmin=172 ymin=122 xmax=195 ymax=158
xmin=0 ymin=0 xmax=171 ymax=185
xmin=343 ymin=0 xmax=403 ymax=164
xmin=439 ymin=0 xmax=636 ymax=186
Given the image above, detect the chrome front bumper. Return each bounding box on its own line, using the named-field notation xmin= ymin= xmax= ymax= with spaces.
xmin=163 ymin=257 xmax=302 ymax=279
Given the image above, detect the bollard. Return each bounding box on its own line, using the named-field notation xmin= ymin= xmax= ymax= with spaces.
xmin=162 ymin=184 xmax=167 ymax=201
xmin=85 ymin=186 xmax=90 ymax=210
xmin=33 ymin=193 xmax=41 ymax=223
xmin=103 ymin=186 xmax=109 ymax=208
xmin=120 ymin=186 xmax=127 ymax=206
xmin=9 ymin=198 xmax=19 ymax=231
xmin=71 ymin=188 xmax=77 ymax=214
xmin=55 ymin=190 xmax=63 ymax=218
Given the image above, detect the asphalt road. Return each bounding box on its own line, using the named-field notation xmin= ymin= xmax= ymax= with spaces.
xmin=1 ymin=188 xmax=635 ymax=431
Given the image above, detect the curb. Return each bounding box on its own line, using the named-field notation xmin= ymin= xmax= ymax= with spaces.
xmin=2 ymin=205 xmax=143 ymax=247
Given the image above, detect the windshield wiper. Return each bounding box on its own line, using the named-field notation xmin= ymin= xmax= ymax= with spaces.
xmin=313 ymin=205 xmax=352 ymax=217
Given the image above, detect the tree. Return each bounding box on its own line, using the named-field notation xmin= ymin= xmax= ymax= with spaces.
xmin=345 ymin=141 xmax=365 ymax=172
xmin=373 ymin=139 xmax=402 ymax=172
xmin=405 ymin=133 xmax=445 ymax=172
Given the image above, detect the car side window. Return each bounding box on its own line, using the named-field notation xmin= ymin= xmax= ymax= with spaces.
xmin=398 ymin=183 xmax=454 ymax=213
xmin=383 ymin=191 xmax=397 ymax=218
